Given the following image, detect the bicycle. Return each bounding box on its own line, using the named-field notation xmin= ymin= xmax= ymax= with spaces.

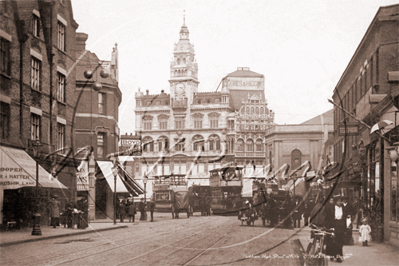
xmin=303 ymin=224 xmax=335 ymax=266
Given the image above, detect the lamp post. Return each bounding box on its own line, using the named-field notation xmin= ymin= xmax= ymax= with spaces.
xmin=143 ymin=175 xmax=148 ymax=220
xmin=112 ymin=162 xmax=118 ymax=225
xmin=31 ymin=141 xmax=43 ymax=236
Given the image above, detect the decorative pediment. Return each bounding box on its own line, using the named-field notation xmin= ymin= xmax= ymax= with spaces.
xmin=142 ymin=115 xmax=153 ymax=121
xmin=192 ymin=113 xmax=204 ymax=119
xmin=208 ymin=112 xmax=220 ymax=118
xmin=158 ymin=114 xmax=169 ymax=121
xmin=248 ymin=93 xmax=262 ymax=101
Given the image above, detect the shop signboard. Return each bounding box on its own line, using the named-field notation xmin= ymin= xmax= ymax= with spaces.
xmin=338 ymin=123 xmax=359 ymax=136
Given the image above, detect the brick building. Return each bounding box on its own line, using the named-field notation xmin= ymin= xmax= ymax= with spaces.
xmin=0 ymin=0 xmax=79 ymax=225
xmin=329 ymin=4 xmax=399 ymax=246
xmin=74 ymin=33 xmax=122 ymax=219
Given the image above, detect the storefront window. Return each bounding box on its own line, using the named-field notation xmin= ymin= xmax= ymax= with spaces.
xmin=391 ymin=160 xmax=398 ymax=222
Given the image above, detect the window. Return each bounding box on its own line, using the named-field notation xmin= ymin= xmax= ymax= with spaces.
xmin=237 ymin=139 xmax=244 ymax=152
xmin=158 ymin=137 xmax=168 ymax=152
xmin=57 ymin=72 xmax=65 ymax=102
xmin=256 ymin=139 xmax=263 ymax=152
xmin=159 ymin=121 xmax=167 ymax=130
xmin=193 ymin=136 xmax=204 ymax=151
xmin=143 ymin=137 xmax=153 ymax=152
xmin=194 ymin=120 xmax=202 ymax=129
xmin=0 ymin=102 xmax=10 ymax=139
xmin=209 ymin=135 xmax=220 ymax=151
xmin=30 ymin=113 xmax=41 ymax=141
xmin=176 ymin=141 xmax=185 ymax=152
xmin=97 ymin=133 xmax=106 ymax=158
xmin=57 ymin=123 xmax=65 ymax=151
xmin=246 ymin=139 xmax=254 ymax=152
xmin=144 ymin=121 xmax=152 ymax=130
xmin=175 ymin=119 xmax=184 ymax=129
xmin=31 ymin=57 xmax=41 ymax=90
xmin=210 ymin=117 xmax=218 ymax=128
xmin=1 ymin=37 xmax=10 ymax=75
xmin=98 ymin=92 xmax=105 ymax=114
xmin=155 ymin=192 xmax=170 ymax=201
xmin=33 ymin=15 xmax=40 ymax=37
xmin=57 ymin=22 xmax=65 ymax=51
xmin=291 ymin=149 xmax=302 ymax=170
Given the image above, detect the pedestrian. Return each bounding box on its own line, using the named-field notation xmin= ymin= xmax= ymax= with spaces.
xmin=267 ymin=194 xmax=278 ymax=227
xmin=148 ymin=199 xmax=156 ymax=222
xmin=77 ymin=197 xmax=88 ymax=229
xmin=323 ymin=195 xmax=347 ymax=263
xmin=118 ymin=200 xmax=126 ymax=222
xmin=292 ymin=198 xmax=303 ymax=228
xmin=260 ymin=202 xmax=267 ymax=227
xmin=139 ymin=198 xmax=146 ymax=221
xmin=49 ymin=195 xmax=61 ymax=228
xmin=126 ymin=200 xmax=136 ymax=223
xmin=359 ymin=218 xmax=371 ymax=246
xmin=303 ymin=203 xmax=311 ymax=226
xmin=309 ymin=196 xmax=325 ymax=227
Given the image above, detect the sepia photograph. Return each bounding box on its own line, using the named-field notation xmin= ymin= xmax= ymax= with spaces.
xmin=0 ymin=0 xmax=398 ymax=265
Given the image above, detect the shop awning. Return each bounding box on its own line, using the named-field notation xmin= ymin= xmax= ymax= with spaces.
xmin=0 ymin=146 xmax=67 ymax=190
xmin=97 ymin=161 xmax=144 ymax=196
xmin=119 ymin=167 xmax=144 ymax=196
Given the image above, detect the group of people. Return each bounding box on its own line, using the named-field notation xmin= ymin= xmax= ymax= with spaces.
xmin=48 ymin=195 xmax=89 ymax=229
xmin=117 ymin=198 xmax=156 ymax=223
xmin=309 ymin=194 xmax=371 ymax=263
xmin=258 ymin=194 xmax=314 ymax=229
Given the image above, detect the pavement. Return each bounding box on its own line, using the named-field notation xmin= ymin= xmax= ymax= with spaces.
xmin=296 ymin=226 xmax=399 ymax=266
xmin=0 ymin=212 xmax=172 ymax=247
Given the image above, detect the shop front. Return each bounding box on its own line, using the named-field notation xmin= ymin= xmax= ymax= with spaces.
xmin=0 ymin=146 xmax=67 ymax=229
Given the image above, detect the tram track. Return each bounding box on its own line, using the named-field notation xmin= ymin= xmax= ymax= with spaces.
xmin=115 ymin=224 xmax=237 ymax=266
xmin=1 ymin=217 xmax=217 ymax=266
xmin=55 ymin=219 xmax=231 ymax=266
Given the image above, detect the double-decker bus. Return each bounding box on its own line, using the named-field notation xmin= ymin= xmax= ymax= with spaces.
xmin=209 ymin=165 xmax=244 ymax=216
xmin=152 ymin=174 xmax=190 ymax=218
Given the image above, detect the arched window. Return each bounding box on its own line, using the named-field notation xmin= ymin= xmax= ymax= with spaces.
xmin=192 ymin=135 xmax=204 ymax=151
xmin=177 ymin=58 xmax=180 ymax=65
xmin=256 ymin=107 xmax=259 ymax=114
xmin=260 ymin=107 xmax=264 ymax=114
xmin=142 ymin=136 xmax=154 ymax=152
xmin=183 ymin=58 xmax=186 ymax=64
xmin=246 ymin=139 xmax=254 ymax=152
xmin=157 ymin=136 xmax=169 ymax=152
xmin=251 ymin=107 xmax=254 ymax=114
xmin=256 ymin=139 xmax=263 ymax=152
xmin=209 ymin=135 xmax=220 ymax=151
xmin=291 ymin=149 xmax=302 ymax=170
xmin=237 ymin=139 xmax=244 ymax=152
xmin=246 ymin=107 xmax=249 ymax=113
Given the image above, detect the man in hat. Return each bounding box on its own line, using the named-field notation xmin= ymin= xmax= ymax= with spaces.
xmin=148 ymin=199 xmax=156 ymax=222
xmin=323 ymin=195 xmax=347 ymax=263
xmin=49 ymin=195 xmax=61 ymax=228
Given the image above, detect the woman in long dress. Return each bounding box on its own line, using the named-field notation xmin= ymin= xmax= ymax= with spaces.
xmin=323 ymin=195 xmax=346 ymax=263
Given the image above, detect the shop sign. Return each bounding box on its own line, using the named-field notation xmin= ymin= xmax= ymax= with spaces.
xmin=338 ymin=124 xmax=359 ymax=136
xmin=76 ymin=159 xmax=89 ymax=191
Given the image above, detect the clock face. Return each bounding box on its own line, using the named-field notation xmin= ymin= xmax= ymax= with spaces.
xmin=175 ymin=83 xmax=185 ymax=96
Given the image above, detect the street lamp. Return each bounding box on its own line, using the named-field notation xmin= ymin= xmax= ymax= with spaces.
xmin=112 ymin=162 xmax=118 ymax=225
xmin=31 ymin=141 xmax=43 ymax=236
xmin=143 ymin=175 xmax=148 ymax=220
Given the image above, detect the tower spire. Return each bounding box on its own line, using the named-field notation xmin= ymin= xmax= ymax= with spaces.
xmin=183 ymin=10 xmax=185 ymax=25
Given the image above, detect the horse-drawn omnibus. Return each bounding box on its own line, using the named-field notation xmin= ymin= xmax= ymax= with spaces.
xmin=209 ymin=165 xmax=244 ymax=216
xmin=152 ymin=174 xmax=190 ymax=219
xmin=188 ymin=184 xmax=212 ymax=215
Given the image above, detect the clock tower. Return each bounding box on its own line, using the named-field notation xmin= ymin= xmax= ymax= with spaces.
xmin=169 ymin=18 xmax=199 ymax=110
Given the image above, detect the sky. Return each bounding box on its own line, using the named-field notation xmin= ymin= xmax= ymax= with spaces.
xmin=72 ymin=0 xmax=399 ymax=134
